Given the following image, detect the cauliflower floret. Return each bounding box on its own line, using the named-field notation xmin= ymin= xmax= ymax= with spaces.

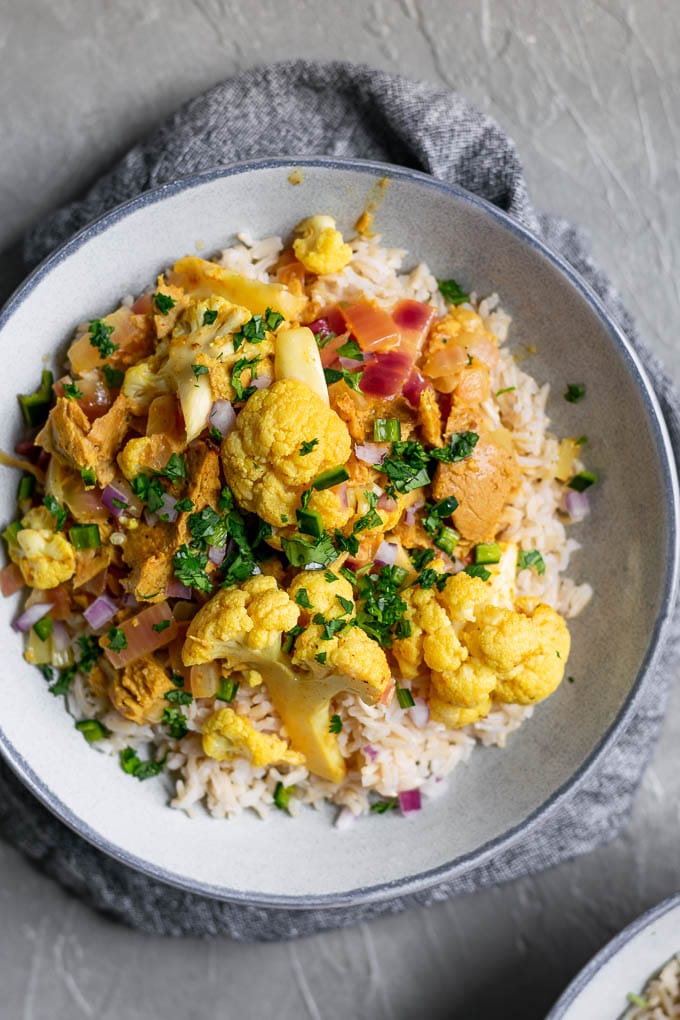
xmin=202 ymin=706 xmax=303 ymax=767
xmin=288 ymin=570 xmax=354 ymax=619
xmin=183 ymin=574 xmax=300 ymax=665
xmin=465 ymin=599 xmax=570 ymax=705
xmin=392 ymin=571 xmax=570 ymax=727
xmin=121 ymin=356 xmax=170 ymax=415
xmin=221 ymin=378 xmax=352 ymax=528
xmin=293 ymin=215 xmax=353 ymax=276
xmin=11 ymin=528 xmax=76 ymax=589
xmin=108 ymin=654 xmax=171 ymax=724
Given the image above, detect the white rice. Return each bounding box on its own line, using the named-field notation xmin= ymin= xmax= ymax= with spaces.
xmin=69 ymin=231 xmax=592 ymax=823
xmin=624 ymin=957 xmax=680 ymax=1019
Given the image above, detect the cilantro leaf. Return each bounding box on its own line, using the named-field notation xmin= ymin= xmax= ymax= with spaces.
xmin=43 ymin=493 xmax=68 ymax=531
xmin=202 ymin=309 xmax=218 ymax=325
xmin=165 ymin=688 xmax=193 ymax=705
xmin=154 ymin=292 xmax=176 ymax=314
xmin=281 ymin=533 xmax=336 ymax=568
xmin=430 ymin=431 xmax=479 ymax=463
xmin=120 ymin=747 xmax=166 ymax=780
xmin=300 ymin=438 xmax=319 ymax=456
xmin=107 ymin=627 xmax=127 ymax=651
xmin=323 ymin=366 xmax=362 ymax=392
xmin=379 ymin=440 xmax=431 ymax=496
xmin=103 ymin=365 xmax=125 ymax=389
xmin=352 ymin=491 xmax=382 ymax=534
xmin=173 ymin=545 xmax=212 ymax=593
xmin=295 ymin=587 xmax=313 ymax=609
xmin=518 ymin=549 xmax=546 ymax=575
xmin=335 ymin=338 xmax=363 ymax=360
xmin=231 ymin=355 xmax=261 ymax=400
xmin=564 ymin=383 xmax=586 ymax=403
xmin=329 ymin=714 xmax=343 ymax=734
xmin=63 ymin=381 xmax=83 ymax=400
xmin=159 ymin=453 xmax=186 ymax=483
xmin=437 ymin=278 xmax=469 ymax=306
xmin=88 ymin=319 xmax=118 ymax=359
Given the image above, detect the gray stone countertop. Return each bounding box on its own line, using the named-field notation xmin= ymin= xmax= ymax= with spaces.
xmin=0 ymin=1 xmax=679 ymax=1017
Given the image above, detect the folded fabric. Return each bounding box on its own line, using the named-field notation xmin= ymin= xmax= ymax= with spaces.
xmin=0 ymin=60 xmax=676 ymax=941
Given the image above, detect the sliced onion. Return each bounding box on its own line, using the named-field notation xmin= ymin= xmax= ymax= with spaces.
xmin=83 ymin=593 xmax=118 ymax=630
xmin=208 ymin=545 xmax=226 ymax=566
xmin=375 ymin=541 xmax=398 ymax=567
xmin=252 ymin=374 xmax=272 ymax=391
xmin=404 ymin=500 xmax=424 ymax=526
xmin=102 ymin=483 xmax=130 ymax=517
xmin=563 ymin=489 xmax=591 ymax=523
xmin=0 ymin=563 xmax=25 ymax=597
xmin=338 ymin=483 xmax=349 ymax=508
xmin=165 ymin=580 xmax=193 ymax=600
xmin=339 ymin=356 xmax=364 ymax=371
xmin=208 ymin=399 xmax=236 ymax=437
xmin=334 ymin=807 xmax=357 ymax=830
xmin=102 ymin=601 xmax=178 ymax=668
xmin=402 ymin=368 xmax=428 ymax=407
xmin=13 ymin=602 xmax=51 ymax=633
xmin=158 ymin=493 xmax=179 ymax=524
xmin=377 ymin=493 xmax=397 ymax=513
xmin=409 ymin=698 xmax=430 ymax=728
xmin=355 ymin=442 xmax=387 ymax=465
xmin=398 ymin=788 xmax=422 ymax=814
xmin=363 ymin=745 xmax=378 ymax=761
xmin=101 ymin=480 xmax=141 ymax=518
xmin=51 ymin=620 xmax=70 ymax=652
xmin=189 ymin=661 xmax=220 ymax=698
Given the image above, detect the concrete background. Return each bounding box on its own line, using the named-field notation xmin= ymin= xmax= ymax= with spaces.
xmin=0 ymin=1 xmax=678 ymax=1017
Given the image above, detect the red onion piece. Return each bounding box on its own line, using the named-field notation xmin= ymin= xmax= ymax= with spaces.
xmin=122 ymin=593 xmax=139 ymax=608
xmin=375 ymin=541 xmax=398 ymax=567
xmin=392 ymin=300 xmax=435 ymax=336
xmin=339 ymin=356 xmax=364 ymax=371
xmin=354 ymin=442 xmax=387 ymax=465
xmin=208 ymin=399 xmax=236 ymax=437
xmin=404 ymin=499 xmax=424 ymax=527
xmin=0 ymin=563 xmax=25 ymax=597
xmin=363 ymin=745 xmax=378 ymax=761
xmin=252 ymin=374 xmax=272 ymax=391
xmin=165 ymin=580 xmax=193 ymax=600
xmin=144 ymin=510 xmax=158 ymax=527
xmin=208 ymin=545 xmax=226 ymax=566
xmin=100 ymin=483 xmax=131 ymax=518
xmin=563 ymin=489 xmax=591 ymax=523
xmin=359 ymin=349 xmax=413 ymax=398
xmin=52 ymin=620 xmax=70 ymax=652
xmin=338 ymin=483 xmax=349 ymax=509
xmin=103 ymin=601 xmax=178 ymax=668
xmin=83 ymin=593 xmax=119 ymax=630
xmin=158 ymin=493 xmax=179 ymax=524
xmin=409 ymin=698 xmax=430 ymax=728
xmin=377 ymin=493 xmax=397 ymax=513
xmin=308 ymin=307 xmax=347 ymax=341
xmin=131 ymin=293 xmax=153 ymax=315
xmin=398 ymin=788 xmax=422 ymax=814
xmin=402 ymin=369 xmax=428 ymax=407
xmin=13 ymin=602 xmax=51 ymax=633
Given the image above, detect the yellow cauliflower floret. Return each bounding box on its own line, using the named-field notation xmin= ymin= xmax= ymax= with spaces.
xmin=288 ymin=570 xmax=354 ymax=620
xmin=202 ymin=707 xmax=303 ymax=767
xmin=429 ymin=696 xmax=492 ymax=728
xmin=293 ymin=215 xmax=353 ymax=275
xmin=11 ymin=528 xmax=76 ymax=589
xmin=122 ymin=356 xmax=170 ymax=414
xmin=430 ymin=658 xmax=497 ymax=710
xmin=221 ymin=378 xmax=352 ymax=527
xmin=465 ymin=600 xmax=570 ymax=705
xmin=392 ymin=584 xmax=465 ymax=682
xmin=183 ymin=574 xmax=300 ymax=665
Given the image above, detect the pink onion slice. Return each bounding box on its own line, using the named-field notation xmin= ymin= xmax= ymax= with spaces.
xmin=13 ymin=602 xmax=51 ymax=633
xmin=165 ymin=580 xmax=193 ymax=600
xmin=398 ymin=788 xmax=422 ymax=814
xmin=355 ymin=442 xmax=387 ymax=465
xmin=52 ymin=620 xmax=70 ymax=652
xmin=101 ymin=483 xmax=129 ymax=517
xmin=377 ymin=493 xmax=397 ymax=513
xmin=83 ymin=593 xmax=119 ymax=630
xmin=208 ymin=399 xmax=236 ymax=437
xmin=252 ymin=374 xmax=272 ymax=391
xmin=339 ymin=356 xmax=364 ymax=371
xmin=563 ymin=489 xmax=590 ymax=523
xmin=208 ymin=545 xmax=226 ymax=566
xmin=375 ymin=541 xmax=398 ymax=567
xmin=409 ymin=698 xmax=430 ymax=728
xmin=363 ymin=745 xmax=378 ymax=761
xmin=404 ymin=499 xmax=424 ymax=527
xmin=158 ymin=493 xmax=178 ymax=524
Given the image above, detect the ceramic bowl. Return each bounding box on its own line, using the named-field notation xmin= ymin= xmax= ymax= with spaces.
xmin=548 ymin=892 xmax=680 ymax=1018
xmin=0 ymin=158 xmax=676 ymax=907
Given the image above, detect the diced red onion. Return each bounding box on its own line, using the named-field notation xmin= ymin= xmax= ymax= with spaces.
xmin=377 ymin=493 xmax=397 ymax=512
xmin=404 ymin=499 xmax=424 ymax=527
xmin=13 ymin=602 xmax=51 ymax=633
xmin=375 ymin=541 xmax=398 ymax=567
xmin=122 ymin=593 xmax=139 ymax=607
xmin=208 ymin=399 xmax=236 ymax=436
xmin=83 ymin=593 xmax=118 ymax=630
xmin=165 ymin=580 xmax=193 ymax=600
xmin=101 ymin=483 xmax=132 ymax=518
xmin=208 ymin=545 xmax=226 ymax=566
xmin=402 ymin=368 xmax=428 ymax=407
xmin=252 ymin=375 xmax=272 ymax=391
xmin=363 ymin=745 xmax=378 ymax=761
xmin=398 ymin=788 xmax=422 ymax=814
xmin=563 ymin=489 xmax=590 ymax=523
xmin=51 ymin=620 xmax=70 ymax=652
xmin=334 ymin=807 xmax=356 ymax=830
xmin=355 ymin=442 xmax=386 ymax=465
xmin=158 ymin=493 xmax=178 ymax=524
xmin=339 ymin=356 xmax=364 ymax=371
xmin=409 ymin=698 xmax=430 ymax=728
xmin=144 ymin=510 xmax=158 ymax=527
xmin=359 ymin=349 xmax=413 ymax=398
xmin=0 ymin=563 xmax=25 ymax=597
xmin=338 ymin=483 xmax=349 ymax=509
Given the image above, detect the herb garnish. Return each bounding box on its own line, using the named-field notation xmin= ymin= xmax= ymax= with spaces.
xmin=203 ymin=309 xmax=218 ymax=325
xmin=88 ymin=319 xmax=118 ymax=359
xmin=231 ymin=355 xmax=261 ymax=400
xmin=191 ymin=363 xmax=209 ymax=379
xmin=154 ymin=292 xmax=176 ymax=314
xmin=172 ymin=545 xmax=212 ymax=593
xmin=63 ymin=381 xmax=83 ymax=400
xmin=43 ymin=493 xmax=68 ymax=531
xmin=564 ymin=383 xmax=586 ymax=403
xmin=518 ymin=549 xmax=546 ymax=575
xmin=107 ymin=627 xmax=127 ymax=651
xmin=437 ymin=278 xmax=469 ymax=305
xmin=299 ymin=439 xmax=319 ymax=456
xmin=329 ymin=714 xmax=343 ymax=734
xmin=120 ymin=747 xmax=166 ymax=780
xmin=103 ymin=365 xmax=125 ymax=389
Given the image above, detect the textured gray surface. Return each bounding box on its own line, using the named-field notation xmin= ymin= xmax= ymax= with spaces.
xmin=0 ymin=0 xmax=678 ymax=1017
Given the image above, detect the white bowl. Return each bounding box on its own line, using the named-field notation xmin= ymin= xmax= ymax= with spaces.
xmin=548 ymin=893 xmax=680 ymax=1019
xmin=0 ymin=158 xmax=676 ymax=907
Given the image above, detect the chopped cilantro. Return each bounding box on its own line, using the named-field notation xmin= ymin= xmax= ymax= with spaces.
xmin=314 ymin=329 xmax=336 ymax=349
xmin=281 ymin=533 xmax=336 ymax=568
xmin=323 ymin=366 xmax=363 ymax=391
xmin=564 ymin=383 xmax=586 ymax=403
xmin=233 ymin=314 xmax=265 ymax=351
xmin=80 ymin=467 xmax=96 ymax=487
xmin=160 ymin=453 xmax=186 ymax=483
xmin=231 ymin=355 xmax=261 ymax=400
xmin=336 ymin=595 xmax=354 ymax=615
xmin=408 ymin=547 xmax=436 ymax=572
xmin=295 ymin=587 xmax=313 ymax=609
xmin=63 ymin=381 xmax=83 ymax=400
xmin=88 ymin=319 xmax=118 ymax=359
xmin=165 ymin=688 xmax=193 ymax=705
xmin=264 ymin=307 xmax=284 ymax=331
xmin=102 ymin=365 xmax=124 ymax=389
xmin=518 ymin=549 xmax=546 ymax=575
xmin=191 ymin=363 xmax=209 ymax=379
xmin=173 ymin=545 xmax=212 ymax=593
xmin=202 ymin=309 xmax=218 ymax=325
xmin=188 ymin=506 xmax=229 ymax=549
xmin=379 ymin=441 xmax=431 ymax=496
xmin=417 ymin=568 xmax=441 ymax=589
xmin=273 ymin=781 xmax=295 ymax=812
xmin=174 ymin=498 xmax=194 ymax=513
xmin=152 ymin=619 xmax=171 ymax=632
xmin=162 ymin=706 xmax=188 ymax=739
xmin=464 ymin=564 xmax=491 ymax=581
xmin=370 ymin=797 xmax=398 ymax=814
xmin=313 ymin=613 xmax=348 ymax=641
xmin=568 ymin=470 xmax=597 ymax=492
xmin=131 ymin=473 xmax=165 ymax=513
xmin=437 ymin=278 xmax=469 ymax=305
xmin=299 ymin=438 xmax=319 ymax=456
xmin=216 ymin=678 xmax=239 ymax=703
xmin=333 ymin=530 xmax=360 ymax=556
xmin=430 ymin=431 xmax=479 ymax=463
xmin=282 ymin=624 xmax=304 ymax=654
xmin=48 ymin=665 xmax=76 ymax=697
xmin=171 ymin=672 xmax=185 ymax=688
xmin=154 ymin=292 xmax=176 ymax=314
xmin=324 ymin=570 xmax=338 ymax=583
xmin=76 ymin=635 xmax=101 ymax=674
xmin=315 ymin=652 xmax=327 ymax=664
xmin=75 ymin=719 xmax=109 ymax=743
xmin=120 ymin=747 xmax=166 ymax=780
xmin=43 ymin=493 xmax=68 ymax=531
xmin=355 ymin=565 xmax=409 ymax=648
xmin=335 ymin=338 xmax=363 ymax=360
xmin=107 ymin=627 xmax=127 ymax=652
xmin=208 ymin=426 xmax=223 ymax=443
xmin=496 ymin=386 xmax=516 ymax=396
xmin=567 ymin=676 xmax=575 ymax=684
xmin=329 ymin=714 xmax=343 ymax=734
xmin=352 ymin=491 xmax=382 ymax=534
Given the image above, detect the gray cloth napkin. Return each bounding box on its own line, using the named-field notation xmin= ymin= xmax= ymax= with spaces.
xmin=2 ymin=60 xmax=679 ymax=940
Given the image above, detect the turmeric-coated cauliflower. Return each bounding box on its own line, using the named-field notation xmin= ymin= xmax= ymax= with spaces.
xmin=293 ymin=215 xmax=353 ymax=275
xmin=109 ymin=654 xmax=171 ymax=724
xmin=391 ymin=570 xmax=570 ymax=728
xmin=202 ymin=707 xmax=303 ymax=767
xmin=183 ymin=574 xmax=300 ymax=665
xmin=11 ymin=528 xmax=76 ymax=589
xmin=221 ymin=378 xmax=352 ymax=528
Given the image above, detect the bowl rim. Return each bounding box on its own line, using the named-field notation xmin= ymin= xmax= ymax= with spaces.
xmin=0 ymin=155 xmax=677 ymax=909
xmin=546 ymin=891 xmax=680 ymax=1018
